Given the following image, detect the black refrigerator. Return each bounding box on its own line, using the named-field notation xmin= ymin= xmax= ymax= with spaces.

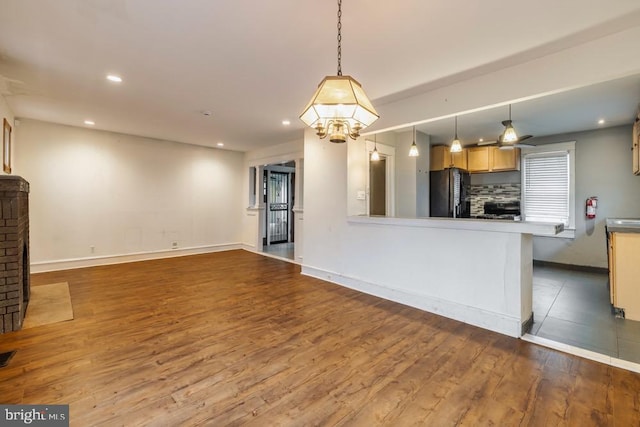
xmin=430 ymin=168 xmax=471 ymax=218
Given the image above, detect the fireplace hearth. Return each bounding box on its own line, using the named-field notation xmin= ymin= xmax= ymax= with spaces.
xmin=0 ymin=176 xmax=30 ymax=333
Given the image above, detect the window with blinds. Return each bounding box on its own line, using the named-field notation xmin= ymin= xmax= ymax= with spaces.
xmin=523 ymin=151 xmax=570 ymax=225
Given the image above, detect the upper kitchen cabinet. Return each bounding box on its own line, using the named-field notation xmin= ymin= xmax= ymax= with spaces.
xmin=491 ymin=147 xmax=521 ymax=172
xmin=466 ymin=146 xmax=520 ymax=173
xmin=430 ymin=145 xmax=467 ymax=171
xmin=466 ymin=147 xmax=490 ymax=172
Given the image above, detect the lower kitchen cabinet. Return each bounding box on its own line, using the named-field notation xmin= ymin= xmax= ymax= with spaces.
xmin=608 ymin=232 xmax=640 ymax=320
xmin=633 ymin=118 xmax=639 ymax=175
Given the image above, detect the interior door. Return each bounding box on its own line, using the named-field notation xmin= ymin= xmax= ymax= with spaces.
xmin=266 ymin=171 xmax=289 ymax=244
xmin=369 ymin=158 xmax=387 ymax=216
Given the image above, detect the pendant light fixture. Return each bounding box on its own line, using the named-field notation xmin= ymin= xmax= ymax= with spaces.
xmin=450 ymin=116 xmax=462 ymax=153
xmin=371 ymin=134 xmax=380 ymax=161
xmin=408 ymin=126 xmax=419 ymax=157
xmin=501 ymin=104 xmax=518 ymax=144
xmin=299 ymin=0 xmax=379 ymax=143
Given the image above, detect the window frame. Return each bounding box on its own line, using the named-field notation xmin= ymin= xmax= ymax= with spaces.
xmin=521 ymin=141 xmax=576 ymax=238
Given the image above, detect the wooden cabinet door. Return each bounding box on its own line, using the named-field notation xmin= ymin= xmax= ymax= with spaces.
xmin=609 ymin=233 xmax=616 ymax=305
xmin=451 ymin=150 xmax=468 ymax=170
xmin=633 ymin=120 xmax=639 ymax=175
xmin=430 ymin=145 xmax=447 ymax=171
xmin=612 ymin=233 xmax=640 ymax=320
xmin=430 ymin=145 xmax=468 ymax=171
xmin=467 ymin=147 xmax=490 ymax=172
xmin=490 ymin=147 xmax=521 ymax=171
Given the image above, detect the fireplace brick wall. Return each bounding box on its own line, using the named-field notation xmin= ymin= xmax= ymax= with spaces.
xmin=0 ymin=176 xmax=30 ymax=333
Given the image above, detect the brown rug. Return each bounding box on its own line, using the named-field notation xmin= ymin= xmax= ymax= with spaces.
xmin=22 ymin=282 xmax=74 ymax=329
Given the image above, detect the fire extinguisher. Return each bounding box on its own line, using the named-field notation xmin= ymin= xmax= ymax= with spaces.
xmin=586 ymin=196 xmax=598 ymax=219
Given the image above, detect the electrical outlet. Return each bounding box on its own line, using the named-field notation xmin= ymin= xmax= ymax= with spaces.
xmin=90 ymin=246 xmax=95 ymax=253
xmin=172 ymin=241 xmax=178 ymax=249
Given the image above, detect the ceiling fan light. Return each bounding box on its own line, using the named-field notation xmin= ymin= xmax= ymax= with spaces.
xmin=450 ymin=138 xmax=462 ymax=153
xmin=502 ymin=123 xmax=518 ymax=143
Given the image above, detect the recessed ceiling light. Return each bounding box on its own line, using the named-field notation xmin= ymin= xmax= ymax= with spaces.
xmin=217 ymin=142 xmax=224 ymax=147
xmin=282 ymin=120 xmax=291 ymax=126
xmin=479 ymin=138 xmax=484 ymax=142
xmin=106 ymin=74 xmax=122 ymax=83
xmin=84 ymin=120 xmax=95 ymax=126
xmin=598 ymin=119 xmax=605 ymax=125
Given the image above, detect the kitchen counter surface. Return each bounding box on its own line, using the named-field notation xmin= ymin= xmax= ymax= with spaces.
xmin=606 ymin=218 xmax=640 ymax=233
xmin=348 ymin=215 xmax=563 ymax=236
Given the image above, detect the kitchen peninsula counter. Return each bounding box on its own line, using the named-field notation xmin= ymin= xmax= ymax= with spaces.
xmin=348 ymin=215 xmax=564 ymax=236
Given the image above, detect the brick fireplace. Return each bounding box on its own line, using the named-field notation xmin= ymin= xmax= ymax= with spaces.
xmin=0 ymin=176 xmax=30 ymax=333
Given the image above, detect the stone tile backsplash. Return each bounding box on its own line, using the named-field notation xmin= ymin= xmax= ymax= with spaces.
xmin=468 ymin=184 xmax=521 ymax=216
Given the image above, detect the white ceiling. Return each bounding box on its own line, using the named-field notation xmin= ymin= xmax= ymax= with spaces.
xmin=1 ymin=0 xmax=640 ymax=151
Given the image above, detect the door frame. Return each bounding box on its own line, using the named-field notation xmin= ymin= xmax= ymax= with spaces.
xmin=365 ymin=140 xmax=395 ymax=217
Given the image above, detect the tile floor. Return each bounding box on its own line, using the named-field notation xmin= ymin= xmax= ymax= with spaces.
xmin=532 ymin=265 xmax=640 ymax=364
xmin=262 ymin=242 xmax=295 ymax=261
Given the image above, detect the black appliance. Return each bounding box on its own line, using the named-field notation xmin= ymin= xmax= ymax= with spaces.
xmin=430 ymin=168 xmax=471 ymax=218
xmin=476 ymin=201 xmax=521 ymax=220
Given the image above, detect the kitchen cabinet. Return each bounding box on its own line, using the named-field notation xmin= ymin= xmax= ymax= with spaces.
xmin=466 ymin=147 xmax=490 ymax=172
xmin=491 ymin=147 xmax=521 ymax=171
xmin=633 ymin=118 xmax=639 ymax=175
xmin=430 ymin=145 xmax=467 ymax=171
xmin=466 ymin=146 xmax=520 ymax=173
xmin=607 ymin=225 xmax=640 ymax=320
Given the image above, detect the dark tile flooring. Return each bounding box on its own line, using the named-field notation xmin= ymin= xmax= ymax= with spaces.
xmin=262 ymin=242 xmax=295 ymax=261
xmin=532 ymin=265 xmax=640 ymax=364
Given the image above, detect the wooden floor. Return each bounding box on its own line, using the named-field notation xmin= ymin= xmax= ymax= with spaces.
xmin=0 ymin=250 xmax=639 ymax=426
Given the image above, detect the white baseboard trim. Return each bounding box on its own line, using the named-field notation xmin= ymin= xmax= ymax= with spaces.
xmin=301 ymin=265 xmax=522 ymax=338
xmin=521 ymin=334 xmax=640 ymax=374
xmin=30 ymin=243 xmax=243 ymax=273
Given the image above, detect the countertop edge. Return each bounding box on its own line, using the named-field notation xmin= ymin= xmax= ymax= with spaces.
xmin=347 ymin=216 xmax=563 ymax=235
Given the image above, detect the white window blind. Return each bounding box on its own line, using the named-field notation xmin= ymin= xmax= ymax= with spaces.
xmin=523 ymin=151 xmax=569 ymax=225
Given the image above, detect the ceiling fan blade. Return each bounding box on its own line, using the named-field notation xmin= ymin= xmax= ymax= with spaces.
xmin=476 ymin=140 xmax=498 ymax=146
xmin=518 ymin=135 xmax=533 ymax=141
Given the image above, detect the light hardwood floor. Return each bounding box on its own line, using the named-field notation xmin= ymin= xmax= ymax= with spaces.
xmin=0 ymin=250 xmax=638 ymax=426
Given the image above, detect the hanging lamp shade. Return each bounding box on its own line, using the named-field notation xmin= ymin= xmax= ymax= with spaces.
xmin=500 ymin=105 xmax=518 ymax=144
xmin=408 ymin=125 xmax=419 ymax=157
xmin=371 ymin=146 xmax=380 ymax=161
xmin=299 ymin=0 xmax=379 ymax=143
xmin=450 ymin=116 xmax=463 ymax=153
xmin=300 ymin=76 xmax=379 ymax=143
xmin=450 ymin=138 xmax=462 ymax=153
xmin=501 ymin=121 xmax=518 ymax=143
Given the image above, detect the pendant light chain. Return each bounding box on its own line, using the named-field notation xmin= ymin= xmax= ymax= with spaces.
xmin=337 ymin=0 xmax=342 ymax=76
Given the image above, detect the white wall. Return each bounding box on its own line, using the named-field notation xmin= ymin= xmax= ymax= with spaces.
xmin=348 ymin=130 xmax=430 ymax=218
xmin=302 ymin=24 xmax=640 ymax=338
xmin=532 ymin=125 xmax=640 ymax=268
xmin=303 ymin=128 xmax=532 ymax=337
xmin=16 ymin=119 xmax=244 ymax=270
xmin=0 ymin=95 xmax=15 ymax=175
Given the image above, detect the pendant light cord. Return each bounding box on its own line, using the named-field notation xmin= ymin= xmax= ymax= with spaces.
xmin=337 ymin=0 xmax=342 ymax=76
xmin=454 ymin=116 xmax=458 ymax=139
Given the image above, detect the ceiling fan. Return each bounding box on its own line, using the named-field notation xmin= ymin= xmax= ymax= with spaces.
xmin=477 ymin=104 xmax=535 ymax=149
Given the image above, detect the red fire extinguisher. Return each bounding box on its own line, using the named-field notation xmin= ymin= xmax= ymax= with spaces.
xmin=586 ymin=196 xmax=597 ymax=219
